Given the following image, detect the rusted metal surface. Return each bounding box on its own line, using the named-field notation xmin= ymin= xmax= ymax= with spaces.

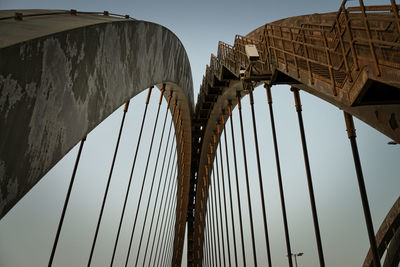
xmin=363 ymin=197 xmax=400 ymax=267
xmin=0 ymin=10 xmax=193 ymax=266
xmin=189 ymin=1 xmax=400 ymax=265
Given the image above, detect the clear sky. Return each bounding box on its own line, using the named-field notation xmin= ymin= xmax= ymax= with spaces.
xmin=0 ymin=0 xmax=399 ymax=267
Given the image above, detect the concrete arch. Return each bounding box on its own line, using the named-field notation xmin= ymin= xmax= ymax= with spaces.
xmin=0 ymin=11 xmax=193 ymax=261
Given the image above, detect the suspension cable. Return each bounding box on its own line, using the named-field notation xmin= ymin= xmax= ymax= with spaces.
xmin=249 ymin=89 xmax=273 ymax=267
xmin=142 ymin=95 xmax=177 ymax=266
xmin=291 ymin=88 xmax=325 ymax=267
xmin=48 ymin=136 xmax=86 ymax=267
xmin=207 ymin=159 xmax=215 ymax=267
xmin=148 ymin=105 xmax=178 ymax=266
xmin=201 ymin=150 xmax=213 ymax=267
xmin=124 ymin=86 xmax=165 ymax=267
xmin=204 ymin=217 xmax=210 ymax=267
xmin=160 ymin=164 xmax=179 ymax=266
xmin=159 ymin=109 xmax=181 ymax=266
xmin=343 ymin=112 xmax=380 ymax=267
xmin=237 ymin=91 xmax=258 ymax=267
xmin=203 ymin=163 xmax=215 ymax=267
xmin=155 ymin=158 xmax=179 ymax=266
xmin=265 ymin=84 xmax=293 ymax=267
xmin=161 ymin=187 xmax=177 ymax=267
xmin=151 ymin=148 xmax=177 ymax=266
xmin=206 ymin=163 xmax=218 ymax=267
xmin=217 ymin=121 xmax=232 ymax=267
xmin=110 ymin=87 xmax=153 ymax=266
xmin=228 ymin=102 xmax=247 ymax=267
xmin=222 ymin=111 xmax=238 ymax=267
xmin=87 ymin=100 xmax=130 ymax=267
xmin=129 ymin=86 xmax=170 ymax=267
xmin=206 ymin=203 xmax=213 ymax=267
xmin=147 ymin=142 xmax=177 ymax=267
xmin=210 ymin=147 xmax=222 ymax=267
xmin=165 ymin=193 xmax=177 ymax=266
xmin=214 ymin=130 xmax=227 ymax=266
xmin=149 ymin=149 xmax=177 ymax=266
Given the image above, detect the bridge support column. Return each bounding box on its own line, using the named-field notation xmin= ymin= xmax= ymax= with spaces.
xmin=291 ymin=87 xmax=325 ymax=267
xmin=237 ymin=91 xmax=258 ymax=267
xmin=343 ymin=112 xmax=381 ymax=267
xmin=249 ymin=89 xmax=273 ymax=267
xmin=228 ymin=102 xmax=247 ymax=267
xmin=265 ymin=84 xmax=293 ymax=267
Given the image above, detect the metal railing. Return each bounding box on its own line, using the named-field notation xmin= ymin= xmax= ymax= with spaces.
xmin=0 ymin=9 xmax=134 ymax=21
xmin=200 ymin=0 xmax=400 ymax=97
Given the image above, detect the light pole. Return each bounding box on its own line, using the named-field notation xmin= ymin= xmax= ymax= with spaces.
xmin=292 ymin=252 xmax=304 ymax=267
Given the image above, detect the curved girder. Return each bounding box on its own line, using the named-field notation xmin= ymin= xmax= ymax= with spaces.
xmin=363 ymin=197 xmax=400 ymax=267
xmin=188 ymin=2 xmax=400 ymax=265
xmin=0 ymin=10 xmax=193 ymax=265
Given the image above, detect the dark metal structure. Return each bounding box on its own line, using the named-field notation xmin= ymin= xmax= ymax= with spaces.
xmin=188 ymin=0 xmax=400 ymax=266
xmin=1 ymin=1 xmax=400 ymax=266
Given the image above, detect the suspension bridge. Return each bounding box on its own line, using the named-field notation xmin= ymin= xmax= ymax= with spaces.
xmin=0 ymin=1 xmax=399 ymax=266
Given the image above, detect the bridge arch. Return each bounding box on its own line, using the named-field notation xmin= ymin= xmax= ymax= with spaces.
xmin=188 ymin=1 xmax=400 ymax=265
xmin=0 ymin=10 xmax=193 ymax=264
xmin=363 ymin=197 xmax=400 ymax=267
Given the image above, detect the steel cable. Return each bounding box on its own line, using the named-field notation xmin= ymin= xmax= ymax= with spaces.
xmin=147 ymin=130 xmax=177 ymax=266
xmin=110 ymin=87 xmax=153 ymax=266
xmin=124 ymin=87 xmax=165 ymax=267
xmin=265 ymin=85 xmax=293 ymax=267
xmin=228 ymin=103 xmax=247 ymax=267
xmin=159 ymin=164 xmax=178 ymax=266
xmin=237 ymin=92 xmax=258 ymax=267
xmin=222 ymin=112 xmax=238 ymax=267
xmin=155 ymin=161 xmax=178 ymax=266
xmin=131 ymin=89 xmax=172 ymax=267
xmin=343 ymin=112 xmax=380 ymax=267
xmin=217 ymin=123 xmax=232 ymax=267
xmin=210 ymin=152 xmax=222 ymax=267
xmin=213 ymin=133 xmax=227 ymax=266
xmin=142 ymin=96 xmax=177 ymax=266
xmin=249 ymin=90 xmax=272 ymax=267
xmin=291 ymin=88 xmax=325 ymax=267
xmin=48 ymin=136 xmax=86 ymax=267
xmin=87 ymin=101 xmax=130 ymax=267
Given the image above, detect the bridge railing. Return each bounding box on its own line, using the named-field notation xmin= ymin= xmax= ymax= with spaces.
xmin=203 ymin=0 xmax=400 ymax=98
xmin=217 ymin=41 xmax=238 ymax=75
xmin=263 ymin=23 xmax=348 ymax=94
xmin=260 ymin=1 xmax=400 ymax=93
xmin=210 ymin=54 xmax=221 ymax=80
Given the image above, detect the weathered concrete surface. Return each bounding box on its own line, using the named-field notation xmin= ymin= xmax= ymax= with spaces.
xmin=0 ymin=11 xmax=194 ymax=245
xmin=0 ymin=9 xmax=133 ymax=48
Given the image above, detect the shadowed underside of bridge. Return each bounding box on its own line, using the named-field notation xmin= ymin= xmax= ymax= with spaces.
xmin=0 ymin=1 xmax=400 ymax=267
xmin=188 ymin=1 xmax=400 ymax=266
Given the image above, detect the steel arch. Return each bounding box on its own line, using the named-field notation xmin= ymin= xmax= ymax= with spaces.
xmin=188 ymin=1 xmax=400 ymax=265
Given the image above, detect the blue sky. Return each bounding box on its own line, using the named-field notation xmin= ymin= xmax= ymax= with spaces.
xmin=0 ymin=0 xmax=399 ymax=266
